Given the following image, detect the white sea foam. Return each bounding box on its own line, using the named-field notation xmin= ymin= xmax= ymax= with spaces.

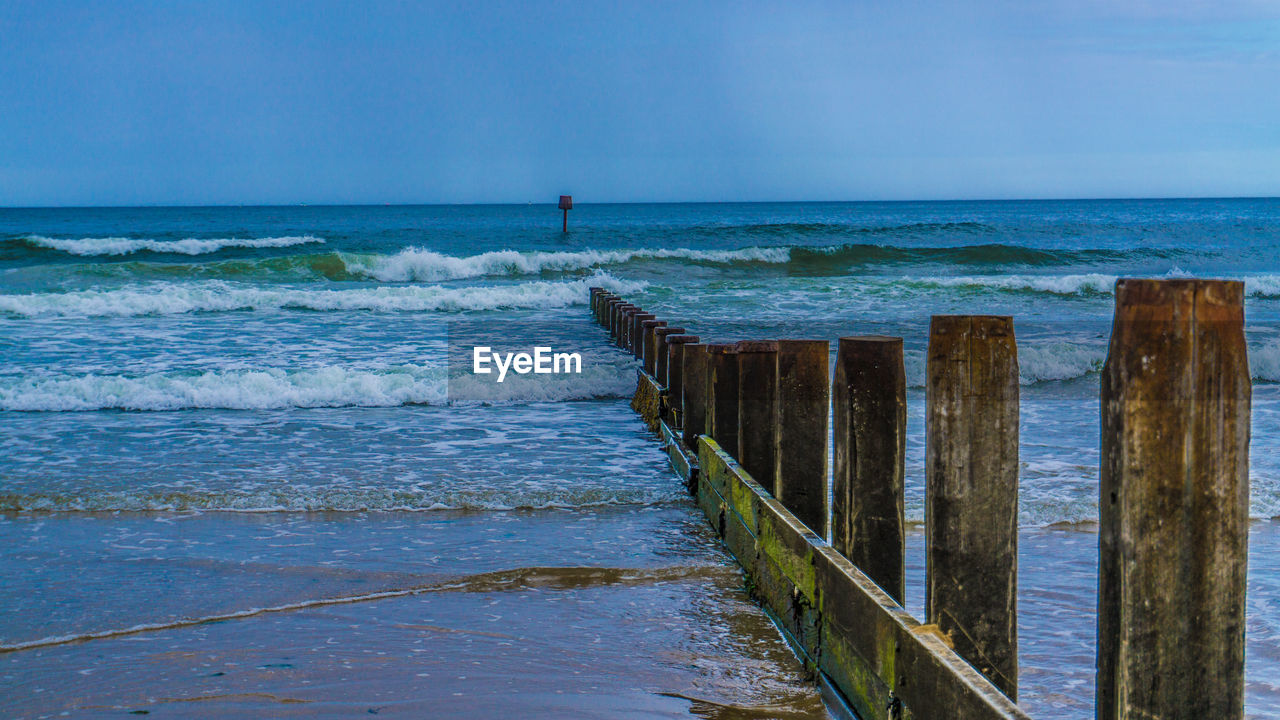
xmin=0 ymin=274 xmax=645 ymax=318
xmin=907 ymin=340 xmax=1280 ymax=387
xmin=22 ymin=235 xmax=325 ymax=256
xmin=0 ymin=365 xmax=447 ymax=411
xmin=341 ymin=246 xmax=791 ymax=282
xmin=912 ymin=273 xmax=1120 ymax=296
xmin=0 ymin=358 xmax=637 ymax=412
xmin=1250 ymin=341 xmax=1280 ymax=382
xmin=910 ymin=272 xmax=1280 ymax=299
xmin=903 ymin=342 xmax=1108 ymax=387
xmin=448 ymin=358 xmax=637 ymax=406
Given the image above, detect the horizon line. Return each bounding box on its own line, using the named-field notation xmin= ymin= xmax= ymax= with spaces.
xmin=1 ymin=194 xmax=1278 ymax=211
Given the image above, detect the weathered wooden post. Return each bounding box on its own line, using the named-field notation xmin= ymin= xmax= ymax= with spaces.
xmin=602 ymin=295 xmax=617 ymax=326
xmin=633 ymin=313 xmax=656 ymax=357
xmin=610 ymin=301 xmax=629 ymax=344
xmin=640 ymin=320 xmax=666 ymax=371
xmin=682 ymin=344 xmax=711 ymax=447
xmin=706 ymin=344 xmax=741 ymax=455
xmin=832 ymin=336 xmax=906 ymax=605
xmin=589 ymin=287 xmax=601 ymax=317
xmin=603 ymin=297 xmax=620 ymax=332
xmin=775 ymin=340 xmax=830 ymax=538
xmin=652 ymin=326 xmax=685 ymax=383
xmin=621 ymin=306 xmax=640 ymax=350
xmin=1097 ymin=279 xmax=1250 ymax=720
xmin=925 ymin=315 xmax=1019 ymax=699
xmin=665 ymin=335 xmax=699 ymax=426
xmin=736 ymin=341 xmax=779 ymax=490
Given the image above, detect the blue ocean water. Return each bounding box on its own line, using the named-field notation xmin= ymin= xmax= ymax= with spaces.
xmin=2 ymin=199 xmax=1280 ymax=717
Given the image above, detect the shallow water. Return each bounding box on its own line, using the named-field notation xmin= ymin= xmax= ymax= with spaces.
xmin=3 ymin=200 xmax=1280 ymax=716
xmin=0 ymin=508 xmax=828 ymax=719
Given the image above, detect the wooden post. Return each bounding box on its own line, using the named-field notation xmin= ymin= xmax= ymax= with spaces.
xmin=775 ymin=340 xmax=830 ymax=538
xmin=632 ymin=313 xmax=655 ymax=357
xmin=832 ymin=336 xmax=906 ymax=605
xmin=610 ymin=302 xmax=628 ymax=344
xmin=621 ymin=306 xmax=639 ymax=350
xmin=640 ymin=320 xmax=665 ymax=373
xmin=736 ymin=341 xmax=779 ymax=490
xmin=665 ymin=335 xmax=699 ymax=426
xmin=925 ymin=315 xmax=1019 ymax=699
xmin=682 ymin=344 xmax=711 ymax=447
xmin=1097 ymin=279 xmax=1249 ymax=720
xmin=603 ymin=297 xmax=619 ymax=332
xmin=653 ymin=327 xmax=685 ymax=385
xmin=706 ymin=344 xmax=741 ymax=455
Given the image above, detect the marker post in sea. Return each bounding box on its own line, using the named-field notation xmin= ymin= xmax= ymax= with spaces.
xmin=559 ymin=195 xmax=572 ymax=232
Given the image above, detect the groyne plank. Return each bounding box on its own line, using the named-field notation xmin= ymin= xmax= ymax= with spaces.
xmin=693 ymin=426 xmax=1029 ymax=720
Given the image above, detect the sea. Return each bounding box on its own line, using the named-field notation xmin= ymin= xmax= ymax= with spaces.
xmin=2 ymin=199 xmax=1279 ymax=718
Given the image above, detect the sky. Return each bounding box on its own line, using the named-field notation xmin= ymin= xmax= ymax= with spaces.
xmin=0 ymin=0 xmax=1277 ymax=206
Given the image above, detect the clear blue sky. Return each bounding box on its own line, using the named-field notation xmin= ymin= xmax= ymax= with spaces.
xmin=1 ymin=0 xmax=1277 ymax=206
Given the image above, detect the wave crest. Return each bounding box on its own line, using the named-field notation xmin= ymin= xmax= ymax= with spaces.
xmin=18 ymin=235 xmax=325 ymax=256
xmin=0 ymin=273 xmax=645 ymax=318
xmin=340 ymin=246 xmax=790 ymax=282
xmin=0 ymin=357 xmax=638 ymax=412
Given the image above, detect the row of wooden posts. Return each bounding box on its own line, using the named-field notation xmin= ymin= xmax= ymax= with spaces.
xmin=588 ymin=280 xmax=1250 ymax=720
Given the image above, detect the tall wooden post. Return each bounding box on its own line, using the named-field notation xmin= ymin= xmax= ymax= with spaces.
xmin=665 ymin=335 xmax=699 ymax=425
xmin=925 ymin=315 xmax=1019 ymax=699
xmin=653 ymin=327 xmax=685 ymax=385
xmin=682 ymin=344 xmax=711 ymax=447
xmin=612 ymin=303 xmax=631 ymax=345
xmin=833 ymin=336 xmax=906 ymax=605
xmin=1097 ymin=279 xmax=1250 ymax=720
xmin=706 ymin=344 xmax=740 ymax=455
xmin=604 ymin=297 xmax=620 ymax=334
xmin=622 ymin=307 xmax=640 ymax=351
xmin=736 ymin=341 xmax=779 ymax=490
xmin=775 ymin=340 xmax=830 ymax=538
xmin=633 ymin=313 xmax=656 ymax=358
xmin=640 ymin=319 xmax=665 ymax=371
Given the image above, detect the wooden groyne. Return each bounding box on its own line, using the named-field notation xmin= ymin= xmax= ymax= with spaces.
xmin=589 ymin=281 xmax=1250 ymax=720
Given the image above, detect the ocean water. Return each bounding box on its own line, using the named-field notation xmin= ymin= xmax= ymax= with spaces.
xmin=2 ymin=199 xmax=1280 ymax=718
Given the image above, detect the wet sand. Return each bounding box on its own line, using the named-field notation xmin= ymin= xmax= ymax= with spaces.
xmin=0 ymin=508 xmax=832 ymax=719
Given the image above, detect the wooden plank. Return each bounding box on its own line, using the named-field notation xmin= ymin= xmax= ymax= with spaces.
xmin=695 ymin=438 xmax=1029 ymax=720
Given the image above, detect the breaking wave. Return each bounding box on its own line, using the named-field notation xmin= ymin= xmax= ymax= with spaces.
xmin=902 ymin=342 xmax=1108 ymax=387
xmin=0 ymin=273 xmax=645 ymax=318
xmin=340 ymin=246 xmax=791 ymax=282
xmin=0 ymin=365 xmax=446 ymax=411
xmin=0 ymin=358 xmax=637 ymax=412
xmin=17 ymin=235 xmax=325 ymax=256
xmin=901 ymin=338 xmax=1280 ymax=387
xmin=902 ymin=273 xmax=1280 ymax=299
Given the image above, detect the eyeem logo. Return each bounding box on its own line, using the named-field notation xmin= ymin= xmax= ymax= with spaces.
xmin=472 ymin=346 xmax=582 ymax=383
